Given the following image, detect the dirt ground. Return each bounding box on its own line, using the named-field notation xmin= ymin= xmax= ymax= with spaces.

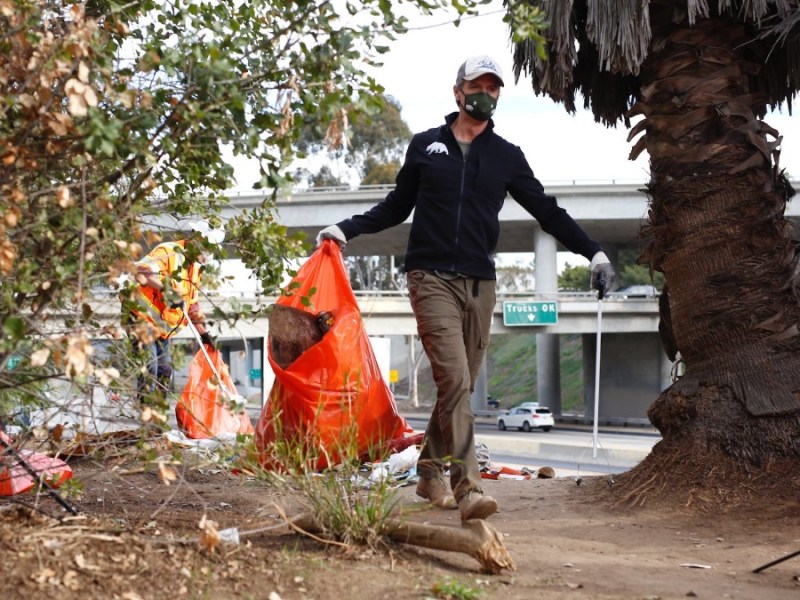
xmin=1 ymin=437 xmax=800 ymax=600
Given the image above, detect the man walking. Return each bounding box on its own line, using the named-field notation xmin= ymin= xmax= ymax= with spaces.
xmin=317 ymin=56 xmax=616 ymax=521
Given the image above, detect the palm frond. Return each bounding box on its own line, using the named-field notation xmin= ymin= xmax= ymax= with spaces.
xmin=509 ymin=0 xmax=800 ymax=124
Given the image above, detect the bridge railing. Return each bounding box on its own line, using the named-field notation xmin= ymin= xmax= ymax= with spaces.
xmin=221 ymin=178 xmax=659 ymax=198
xmin=193 ymin=288 xmax=659 ymax=302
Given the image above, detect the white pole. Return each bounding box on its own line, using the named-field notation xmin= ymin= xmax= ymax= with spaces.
xmin=592 ymin=297 xmax=603 ymax=459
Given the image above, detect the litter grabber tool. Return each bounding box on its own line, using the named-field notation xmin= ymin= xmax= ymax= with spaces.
xmin=592 ymin=273 xmax=607 ymax=459
xmin=185 ymin=319 xmax=244 ymax=408
xmin=574 ymin=272 xmax=614 ymax=488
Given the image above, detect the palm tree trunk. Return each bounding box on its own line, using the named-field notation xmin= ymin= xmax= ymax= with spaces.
xmin=627 ymin=6 xmax=800 ymax=485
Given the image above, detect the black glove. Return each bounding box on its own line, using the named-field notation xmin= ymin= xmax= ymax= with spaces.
xmin=170 ymin=300 xmax=185 ymax=310
xmin=199 ymin=331 xmax=216 ymax=349
xmin=590 ymin=252 xmax=617 ymax=299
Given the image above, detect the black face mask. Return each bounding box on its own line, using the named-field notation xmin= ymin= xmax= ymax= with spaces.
xmin=460 ymin=90 xmax=497 ymax=121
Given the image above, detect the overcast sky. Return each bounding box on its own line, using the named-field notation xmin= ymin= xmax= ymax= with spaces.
xmin=367 ymin=6 xmax=800 ymax=184
xmin=220 ymin=5 xmax=800 ymax=289
xmin=226 ymin=5 xmax=799 ymax=187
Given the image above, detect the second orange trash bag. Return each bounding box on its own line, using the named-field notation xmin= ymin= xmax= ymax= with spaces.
xmin=256 ymin=240 xmax=411 ymax=470
xmin=177 ymin=346 xmax=254 ymax=439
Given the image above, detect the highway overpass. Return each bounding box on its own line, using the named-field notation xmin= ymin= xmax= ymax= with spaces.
xmin=217 ymin=180 xmax=653 ymax=257
xmin=87 ymin=285 xmax=667 ymax=426
xmin=129 ymin=179 xmax=800 ymax=423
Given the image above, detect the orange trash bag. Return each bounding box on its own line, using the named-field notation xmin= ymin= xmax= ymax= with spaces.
xmin=256 ymin=240 xmax=411 ymax=470
xmin=0 ymin=431 xmax=72 ymax=497
xmin=176 ymin=346 xmax=255 ymax=439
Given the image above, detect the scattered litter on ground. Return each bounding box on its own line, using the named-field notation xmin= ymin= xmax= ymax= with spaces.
xmin=163 ymin=429 xmax=239 ymax=451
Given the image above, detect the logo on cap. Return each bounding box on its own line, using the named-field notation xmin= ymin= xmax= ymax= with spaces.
xmin=457 ymin=55 xmax=504 ymax=86
xmin=475 ymin=57 xmax=498 ymax=71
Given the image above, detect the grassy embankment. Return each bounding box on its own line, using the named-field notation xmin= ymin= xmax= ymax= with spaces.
xmin=406 ymin=333 xmax=585 ymax=413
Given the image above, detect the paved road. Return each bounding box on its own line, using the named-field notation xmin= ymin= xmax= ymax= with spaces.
xmin=243 ymin=408 xmax=659 ymax=477
xmin=404 ymin=416 xmax=660 ymax=477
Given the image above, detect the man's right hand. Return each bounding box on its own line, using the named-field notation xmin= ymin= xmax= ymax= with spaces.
xmin=315 ymin=225 xmax=347 ymax=249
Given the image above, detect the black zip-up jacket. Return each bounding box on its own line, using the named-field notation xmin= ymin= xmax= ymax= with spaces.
xmin=336 ymin=112 xmax=602 ymax=279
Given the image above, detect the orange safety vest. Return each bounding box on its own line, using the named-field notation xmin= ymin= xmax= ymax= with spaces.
xmin=130 ymin=240 xmax=201 ymax=339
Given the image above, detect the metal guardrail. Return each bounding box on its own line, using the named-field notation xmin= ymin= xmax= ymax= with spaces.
xmin=221 ymin=179 xmax=648 ymax=197
xmin=218 ymin=176 xmax=800 ymax=200
xmin=197 ymin=288 xmax=658 ymax=302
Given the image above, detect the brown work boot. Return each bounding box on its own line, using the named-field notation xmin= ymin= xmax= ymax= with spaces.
xmin=458 ymin=491 xmax=498 ymax=522
xmin=416 ymin=475 xmax=457 ymax=509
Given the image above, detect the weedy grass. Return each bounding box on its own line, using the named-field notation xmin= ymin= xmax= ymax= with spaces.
xmin=238 ymin=395 xmax=402 ymax=549
xmin=429 ymin=577 xmax=484 ymax=600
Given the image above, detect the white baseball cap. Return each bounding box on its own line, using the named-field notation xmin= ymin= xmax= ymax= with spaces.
xmin=456 ymin=55 xmax=504 ymax=87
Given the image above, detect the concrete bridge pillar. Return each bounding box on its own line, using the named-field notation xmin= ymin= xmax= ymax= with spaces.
xmin=471 ymin=359 xmax=489 ymax=412
xmin=582 ymin=331 xmax=666 ymax=423
xmin=534 ymin=228 xmax=561 ymax=414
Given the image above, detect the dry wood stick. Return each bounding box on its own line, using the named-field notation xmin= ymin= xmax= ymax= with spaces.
xmin=291 ymin=513 xmax=516 ymax=574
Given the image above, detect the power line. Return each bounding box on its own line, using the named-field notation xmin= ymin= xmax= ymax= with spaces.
xmin=404 ymin=8 xmax=505 ymax=32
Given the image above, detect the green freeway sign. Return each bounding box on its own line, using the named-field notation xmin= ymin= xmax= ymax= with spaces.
xmin=502 ymin=301 xmax=558 ymax=326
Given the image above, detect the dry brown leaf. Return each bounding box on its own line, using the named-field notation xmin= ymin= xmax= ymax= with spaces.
xmin=158 ymin=461 xmax=178 ymax=486
xmin=74 ymin=553 xmax=101 ymax=571
xmin=77 ymin=61 xmax=89 ymax=83
xmin=64 ymin=335 xmax=94 ymax=378
xmin=0 ymin=239 xmax=18 ymax=276
xmin=8 ymin=187 xmax=24 ymax=203
xmin=4 ymin=205 xmax=20 ymax=227
xmin=63 ymin=569 xmax=81 ymax=591
xmin=140 ymin=91 xmax=153 ymax=109
xmin=50 ymin=423 xmax=64 ymax=443
xmin=117 ymin=89 xmax=136 ymax=108
xmin=95 ymin=366 xmax=120 ymax=386
xmin=48 ymin=115 xmax=71 ymax=136
xmin=31 ymin=567 xmax=57 ymax=584
xmin=30 ymin=347 xmax=50 ymax=367
xmin=17 ymin=93 xmax=36 ymax=109
xmin=57 ymin=186 xmax=73 ymax=208
xmin=198 ymin=514 xmax=221 ymax=554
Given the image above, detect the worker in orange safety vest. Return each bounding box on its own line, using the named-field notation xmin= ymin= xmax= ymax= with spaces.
xmin=123 ymin=219 xmax=224 ymax=405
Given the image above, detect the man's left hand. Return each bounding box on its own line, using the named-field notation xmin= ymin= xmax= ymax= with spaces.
xmin=590 ymin=252 xmax=617 ymax=298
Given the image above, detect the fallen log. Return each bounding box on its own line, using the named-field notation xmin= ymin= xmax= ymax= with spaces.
xmin=290 ymin=513 xmax=516 ymax=574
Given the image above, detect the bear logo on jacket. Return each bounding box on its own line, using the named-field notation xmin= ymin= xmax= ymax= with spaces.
xmin=426 ymin=142 xmax=449 ymax=155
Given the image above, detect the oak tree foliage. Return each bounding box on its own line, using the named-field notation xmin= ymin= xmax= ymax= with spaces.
xmin=0 ymin=0 xmax=492 ymax=416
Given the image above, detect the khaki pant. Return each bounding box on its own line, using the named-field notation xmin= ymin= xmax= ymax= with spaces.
xmin=407 ymin=270 xmax=496 ymax=501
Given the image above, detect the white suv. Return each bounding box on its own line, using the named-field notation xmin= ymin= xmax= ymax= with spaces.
xmin=497 ymin=404 xmax=555 ymax=432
